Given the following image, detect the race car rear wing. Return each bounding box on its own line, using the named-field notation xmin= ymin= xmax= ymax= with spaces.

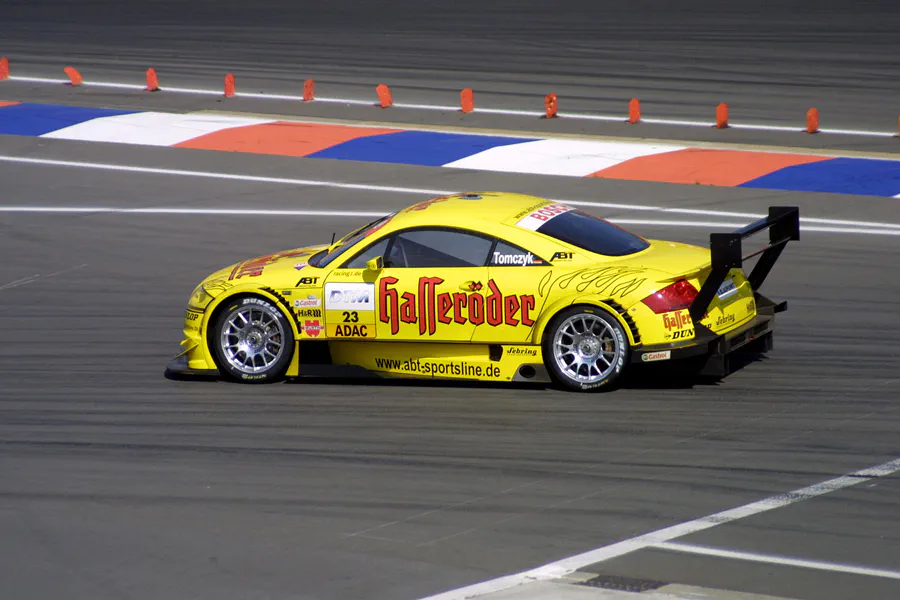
xmin=688 ymin=206 xmax=800 ymax=322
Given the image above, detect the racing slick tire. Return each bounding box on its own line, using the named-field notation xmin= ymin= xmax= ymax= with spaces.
xmin=542 ymin=305 xmax=629 ymax=392
xmin=211 ymin=296 xmax=294 ymax=383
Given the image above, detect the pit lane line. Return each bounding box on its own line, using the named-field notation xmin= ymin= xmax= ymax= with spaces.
xmin=7 ymin=76 xmax=897 ymax=138
xmin=417 ymin=456 xmax=900 ymax=600
xmin=1 ymin=155 xmax=900 ymax=236
xmin=651 ymin=542 xmax=900 ymax=581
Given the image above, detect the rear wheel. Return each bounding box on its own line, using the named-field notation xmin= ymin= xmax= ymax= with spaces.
xmin=543 ymin=306 xmax=629 ymax=392
xmin=212 ymin=296 xmax=293 ymax=383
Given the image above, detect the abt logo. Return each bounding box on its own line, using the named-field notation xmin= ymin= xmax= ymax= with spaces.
xmin=324 ymin=283 xmax=375 ymax=311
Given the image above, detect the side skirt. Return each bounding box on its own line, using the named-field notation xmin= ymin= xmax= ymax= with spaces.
xmin=296 ymin=340 xmax=552 ymax=384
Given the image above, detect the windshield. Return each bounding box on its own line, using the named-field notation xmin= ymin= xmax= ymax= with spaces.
xmin=309 ymin=214 xmax=394 ymax=268
xmin=536 ymin=210 xmax=649 ymax=256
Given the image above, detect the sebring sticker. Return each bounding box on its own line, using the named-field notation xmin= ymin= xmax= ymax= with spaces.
xmin=516 ymin=203 xmax=573 ymax=231
xmin=325 ymin=282 xmax=375 ymax=311
xmin=641 ymin=350 xmax=671 ymax=362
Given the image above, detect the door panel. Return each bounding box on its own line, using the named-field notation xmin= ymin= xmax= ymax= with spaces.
xmin=471 ymin=268 xmax=550 ymax=343
xmin=376 ymin=268 xmax=488 ymax=342
xmin=471 ymin=240 xmax=552 ymax=344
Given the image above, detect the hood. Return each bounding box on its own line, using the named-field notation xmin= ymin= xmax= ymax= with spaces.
xmin=200 ymin=244 xmax=328 ymax=294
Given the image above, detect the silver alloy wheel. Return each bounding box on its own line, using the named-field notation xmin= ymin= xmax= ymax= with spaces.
xmin=219 ymin=303 xmax=286 ymax=375
xmin=552 ymin=313 xmax=622 ymax=384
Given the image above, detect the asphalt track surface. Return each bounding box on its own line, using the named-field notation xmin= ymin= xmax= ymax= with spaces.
xmin=2 ymin=133 xmax=900 ymax=600
xmin=2 ymin=4 xmax=900 ymax=600
xmin=5 ymin=0 xmax=900 ymax=131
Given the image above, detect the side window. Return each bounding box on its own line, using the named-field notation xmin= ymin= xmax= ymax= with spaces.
xmin=387 ymin=229 xmax=493 ymax=268
xmin=490 ymin=240 xmax=548 ymax=266
xmin=342 ymin=237 xmax=390 ymax=269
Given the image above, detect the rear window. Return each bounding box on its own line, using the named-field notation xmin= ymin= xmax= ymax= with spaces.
xmin=536 ymin=210 xmax=649 ymax=256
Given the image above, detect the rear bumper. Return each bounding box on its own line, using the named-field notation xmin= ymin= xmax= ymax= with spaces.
xmin=632 ymin=293 xmax=784 ymax=376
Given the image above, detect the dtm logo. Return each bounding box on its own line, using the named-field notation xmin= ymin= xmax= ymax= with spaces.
xmin=325 ymin=283 xmax=375 ymax=311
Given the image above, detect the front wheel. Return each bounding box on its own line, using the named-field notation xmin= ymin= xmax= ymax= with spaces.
xmin=543 ymin=306 xmax=629 ymax=392
xmin=212 ymin=296 xmax=294 ymax=383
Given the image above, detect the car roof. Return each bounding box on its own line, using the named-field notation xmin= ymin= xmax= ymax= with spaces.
xmin=389 ymin=192 xmax=554 ymax=230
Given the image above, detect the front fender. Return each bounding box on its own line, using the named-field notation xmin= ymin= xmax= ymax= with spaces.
xmin=530 ymin=295 xmax=639 ymax=347
xmin=199 ymin=287 xmax=302 ymax=370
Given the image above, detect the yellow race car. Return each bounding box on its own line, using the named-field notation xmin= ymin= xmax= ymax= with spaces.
xmin=167 ymin=193 xmax=799 ymax=391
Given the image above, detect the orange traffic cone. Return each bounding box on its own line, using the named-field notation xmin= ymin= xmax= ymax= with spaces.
xmin=544 ymin=93 xmax=558 ymax=119
xmin=715 ymin=103 xmax=729 ymax=129
xmin=460 ymin=88 xmax=474 ymax=113
xmin=145 ymin=68 xmax=160 ymax=92
xmin=0 ymin=57 xmax=9 ymax=81
xmin=627 ymin=98 xmax=641 ymax=124
xmin=224 ymin=73 xmax=236 ymax=98
xmin=376 ymin=84 xmax=393 ymax=108
xmin=64 ymin=66 xmax=83 ymax=86
xmin=303 ymin=79 xmax=315 ymax=102
xmin=806 ymin=108 xmax=819 ymax=134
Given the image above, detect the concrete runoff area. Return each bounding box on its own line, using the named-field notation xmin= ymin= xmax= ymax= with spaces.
xmin=0 ymin=134 xmax=899 ymax=600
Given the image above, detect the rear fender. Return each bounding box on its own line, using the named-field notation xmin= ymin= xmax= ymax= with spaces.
xmin=531 ymin=295 xmax=639 ymax=346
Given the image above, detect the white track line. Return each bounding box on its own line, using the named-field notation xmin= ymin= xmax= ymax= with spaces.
xmin=0 ymin=207 xmax=386 ymax=217
xmin=2 ymin=208 xmax=899 ymax=237
xmin=652 ymin=542 xmax=900 ymax=580
xmin=1 ymin=155 xmax=899 ymax=235
xmin=417 ymin=457 xmax=900 ymax=600
xmin=6 ymin=76 xmax=898 ymax=137
xmin=0 ymin=155 xmax=449 ymax=196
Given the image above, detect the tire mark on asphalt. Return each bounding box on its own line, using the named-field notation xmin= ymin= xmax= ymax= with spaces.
xmin=344 ymin=376 xmax=899 ymax=546
xmin=0 ymin=264 xmax=87 ymax=292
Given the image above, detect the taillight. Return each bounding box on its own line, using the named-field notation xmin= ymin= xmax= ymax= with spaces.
xmin=641 ymin=279 xmax=699 ymax=314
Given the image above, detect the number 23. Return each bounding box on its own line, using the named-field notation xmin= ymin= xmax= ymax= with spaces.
xmin=342 ymin=311 xmax=359 ymax=323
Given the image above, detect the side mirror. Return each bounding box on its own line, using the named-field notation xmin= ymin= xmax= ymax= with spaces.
xmin=366 ymin=256 xmax=384 ymax=271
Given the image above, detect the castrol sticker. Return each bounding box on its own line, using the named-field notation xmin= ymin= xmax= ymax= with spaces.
xmin=516 ymin=203 xmax=574 ymax=231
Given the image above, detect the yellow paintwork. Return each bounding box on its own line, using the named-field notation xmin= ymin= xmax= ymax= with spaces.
xmin=175 ymin=192 xmax=758 ymax=380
